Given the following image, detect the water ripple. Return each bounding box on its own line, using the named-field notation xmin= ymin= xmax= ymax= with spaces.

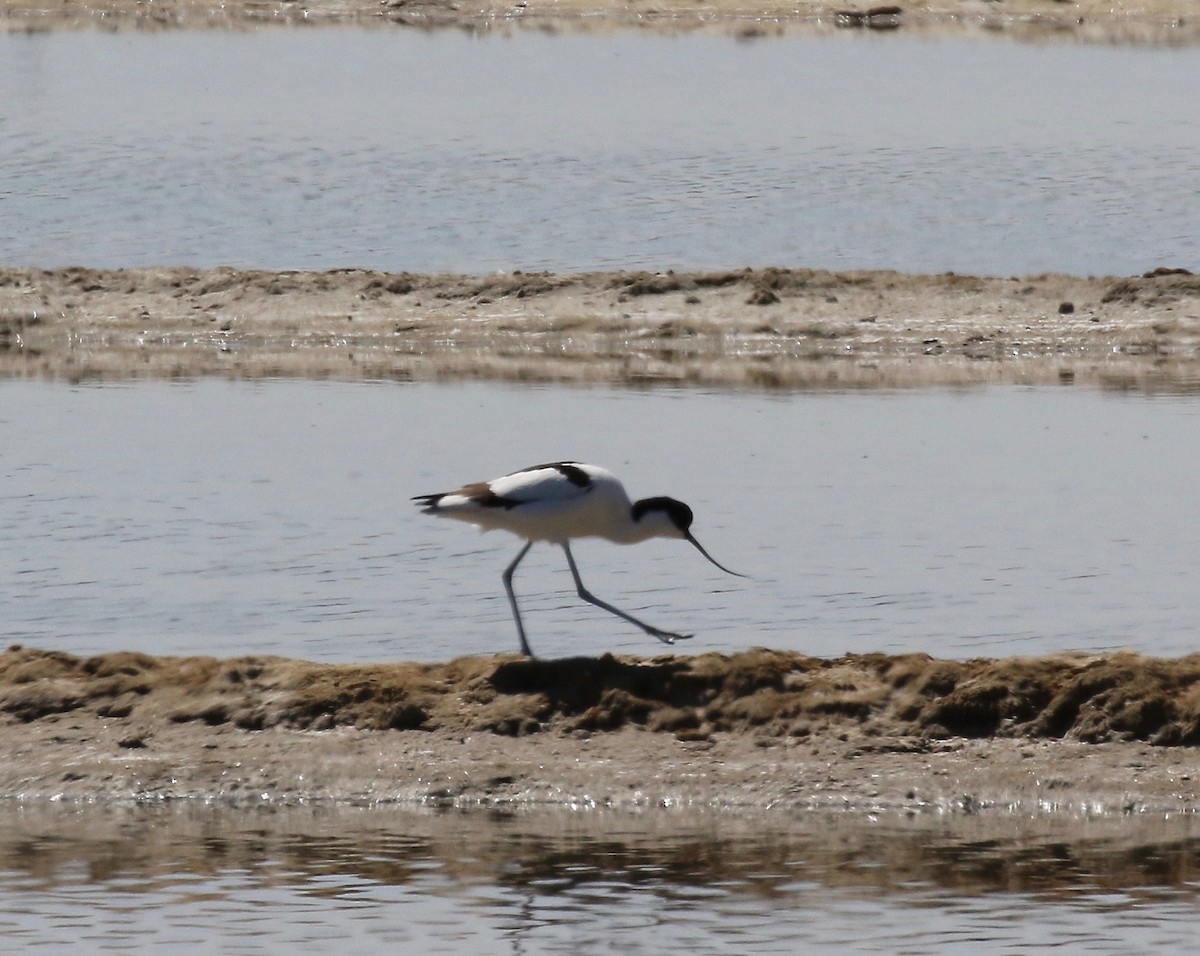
xmin=2 ymin=32 xmax=1198 ymax=275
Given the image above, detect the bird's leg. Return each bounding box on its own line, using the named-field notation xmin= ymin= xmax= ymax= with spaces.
xmin=502 ymin=541 xmax=535 ymax=657
xmin=561 ymin=543 xmax=693 ymax=645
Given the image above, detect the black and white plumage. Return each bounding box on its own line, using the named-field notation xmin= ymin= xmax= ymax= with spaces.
xmin=413 ymin=461 xmax=745 ymax=657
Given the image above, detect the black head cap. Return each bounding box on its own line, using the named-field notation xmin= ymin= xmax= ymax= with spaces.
xmin=632 ymin=496 xmax=693 ymax=533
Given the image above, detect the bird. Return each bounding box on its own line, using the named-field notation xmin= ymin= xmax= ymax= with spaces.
xmin=413 ymin=461 xmax=746 ymax=657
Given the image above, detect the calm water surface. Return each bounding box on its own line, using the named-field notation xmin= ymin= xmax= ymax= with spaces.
xmin=3 ymin=803 xmax=1200 ymax=954
xmin=2 ymin=30 xmax=1198 ymax=275
xmin=2 ymin=379 xmax=1199 ymax=662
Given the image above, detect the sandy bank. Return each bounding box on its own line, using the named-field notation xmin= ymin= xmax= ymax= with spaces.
xmin=4 ymin=646 xmax=1200 ymax=814
xmin=3 ymin=266 xmax=1200 ymax=391
xmin=2 ymin=0 xmax=1198 ymax=45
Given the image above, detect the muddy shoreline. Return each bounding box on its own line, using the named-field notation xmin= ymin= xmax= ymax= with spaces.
xmin=4 ymin=266 xmax=1200 ymax=391
xmin=4 ymin=646 xmax=1200 ymax=814
xmin=2 ymin=0 xmax=1198 ymax=45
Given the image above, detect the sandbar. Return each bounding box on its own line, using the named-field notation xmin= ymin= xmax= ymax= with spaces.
xmin=3 ymin=266 xmax=1199 ymax=391
xmin=4 ymin=645 xmax=1200 ymax=815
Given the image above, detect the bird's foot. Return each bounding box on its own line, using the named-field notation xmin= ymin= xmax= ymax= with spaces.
xmin=648 ymin=628 xmax=693 ymax=645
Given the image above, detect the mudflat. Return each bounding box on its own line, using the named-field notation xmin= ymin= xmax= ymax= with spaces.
xmin=4 ymin=645 xmax=1200 ymax=814
xmin=3 ymin=266 xmax=1199 ymax=391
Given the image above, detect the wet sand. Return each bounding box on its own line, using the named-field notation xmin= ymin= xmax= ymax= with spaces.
xmin=4 ymin=645 xmax=1200 ymax=814
xmin=3 ymin=266 xmax=1200 ymax=391
xmin=2 ymin=0 xmax=1198 ymax=45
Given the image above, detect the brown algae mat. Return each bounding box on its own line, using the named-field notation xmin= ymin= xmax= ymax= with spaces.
xmin=4 ymin=645 xmax=1200 ymax=814
xmin=3 ymin=266 xmax=1200 ymax=391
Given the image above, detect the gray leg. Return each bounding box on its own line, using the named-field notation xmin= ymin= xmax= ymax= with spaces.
xmin=561 ymin=543 xmax=692 ymax=645
xmin=502 ymin=541 xmax=535 ymax=657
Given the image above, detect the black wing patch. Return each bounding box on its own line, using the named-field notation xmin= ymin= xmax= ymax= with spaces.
xmin=517 ymin=462 xmax=592 ymax=488
xmin=459 ymin=482 xmax=523 ymax=510
xmin=412 ymin=494 xmax=442 ymax=513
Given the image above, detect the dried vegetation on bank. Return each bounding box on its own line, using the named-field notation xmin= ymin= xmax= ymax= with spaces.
xmin=6 ymin=645 xmax=1200 ymax=746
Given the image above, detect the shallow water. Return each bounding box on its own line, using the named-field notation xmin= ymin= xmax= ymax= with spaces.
xmin=3 ymin=379 xmax=1199 ymax=662
xmin=3 ymin=802 xmax=1200 ymax=955
xmin=2 ymin=30 xmax=1199 ymax=276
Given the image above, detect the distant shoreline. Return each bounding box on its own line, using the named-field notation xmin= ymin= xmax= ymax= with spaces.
xmin=2 ymin=0 xmax=1198 ymax=45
